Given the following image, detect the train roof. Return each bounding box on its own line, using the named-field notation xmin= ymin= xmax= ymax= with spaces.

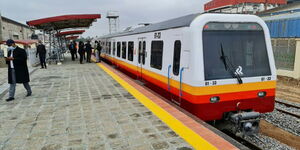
xmin=101 ymin=13 xmax=201 ymax=38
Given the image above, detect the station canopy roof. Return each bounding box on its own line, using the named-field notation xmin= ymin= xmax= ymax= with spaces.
xmin=26 ymin=14 xmax=101 ymax=31
xmin=56 ymin=30 xmax=85 ymax=36
xmin=65 ymin=36 xmax=79 ymax=40
xmin=0 ymin=40 xmax=38 ymax=46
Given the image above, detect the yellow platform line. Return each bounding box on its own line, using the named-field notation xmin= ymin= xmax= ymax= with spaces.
xmin=96 ymin=63 xmax=218 ymax=150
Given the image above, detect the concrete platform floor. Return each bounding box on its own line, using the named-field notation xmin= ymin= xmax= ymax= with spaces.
xmin=0 ymin=57 xmax=193 ymax=150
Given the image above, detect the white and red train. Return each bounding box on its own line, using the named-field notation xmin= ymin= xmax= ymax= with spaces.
xmin=99 ymin=13 xmax=276 ymax=135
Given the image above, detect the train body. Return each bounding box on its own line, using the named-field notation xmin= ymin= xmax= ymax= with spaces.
xmin=99 ymin=13 xmax=276 ymax=133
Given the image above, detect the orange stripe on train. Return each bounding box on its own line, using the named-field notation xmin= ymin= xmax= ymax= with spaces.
xmin=101 ymin=54 xmax=276 ymax=98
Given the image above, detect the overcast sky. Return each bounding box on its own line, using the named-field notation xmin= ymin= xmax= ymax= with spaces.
xmin=1 ymin=0 xmax=210 ymax=37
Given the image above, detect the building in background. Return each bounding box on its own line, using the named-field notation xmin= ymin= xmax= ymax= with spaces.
xmin=287 ymin=0 xmax=300 ymax=4
xmin=0 ymin=14 xmax=34 ymax=67
xmin=259 ymin=2 xmax=300 ymax=79
xmin=204 ymin=0 xmax=287 ymax=14
xmin=0 ymin=15 xmax=33 ymax=42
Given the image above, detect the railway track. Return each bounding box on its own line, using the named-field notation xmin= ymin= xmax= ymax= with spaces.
xmin=222 ymin=131 xmax=263 ymax=150
xmin=275 ymin=107 xmax=300 ymax=118
xmin=275 ymin=100 xmax=300 ymax=109
xmin=275 ymin=100 xmax=300 ymax=118
xmin=260 ymin=120 xmax=300 ymax=149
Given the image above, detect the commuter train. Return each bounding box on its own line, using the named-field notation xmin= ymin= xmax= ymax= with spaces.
xmin=99 ymin=13 xmax=276 ymax=135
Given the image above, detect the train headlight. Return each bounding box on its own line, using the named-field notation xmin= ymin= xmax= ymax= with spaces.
xmin=210 ymin=96 xmax=220 ymax=103
xmin=258 ymin=91 xmax=267 ymax=97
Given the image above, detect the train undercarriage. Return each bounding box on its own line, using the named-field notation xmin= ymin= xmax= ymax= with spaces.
xmin=213 ymin=111 xmax=261 ymax=136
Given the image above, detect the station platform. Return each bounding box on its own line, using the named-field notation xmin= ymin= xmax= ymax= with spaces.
xmin=0 ymin=57 xmax=193 ymax=150
xmin=0 ymin=56 xmax=245 ymax=150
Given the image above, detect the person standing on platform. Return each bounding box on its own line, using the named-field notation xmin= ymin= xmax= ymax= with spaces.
xmin=5 ymin=39 xmax=32 ymax=102
xmin=96 ymin=41 xmax=102 ymax=63
xmin=85 ymin=41 xmax=92 ymax=63
xmin=78 ymin=41 xmax=85 ymax=64
xmin=83 ymin=48 xmax=86 ymax=60
xmin=75 ymin=41 xmax=78 ymax=59
xmin=83 ymin=42 xmax=86 ymax=61
xmin=94 ymin=41 xmax=99 ymax=62
xmin=69 ymin=41 xmax=76 ymax=61
xmin=36 ymin=40 xmax=47 ymax=69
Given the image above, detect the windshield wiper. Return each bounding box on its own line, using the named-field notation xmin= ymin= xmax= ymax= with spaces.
xmin=220 ymin=43 xmax=243 ymax=84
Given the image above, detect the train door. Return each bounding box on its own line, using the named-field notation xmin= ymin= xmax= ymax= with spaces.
xmin=171 ymin=38 xmax=183 ymax=105
xmin=111 ymin=40 xmax=116 ymax=66
xmin=137 ymin=37 xmax=146 ymax=80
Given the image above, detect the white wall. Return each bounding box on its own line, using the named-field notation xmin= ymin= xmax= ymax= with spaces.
xmin=277 ymin=39 xmax=300 ymax=79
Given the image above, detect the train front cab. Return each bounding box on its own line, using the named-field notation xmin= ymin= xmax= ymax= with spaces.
xmin=182 ymin=14 xmax=277 ymax=134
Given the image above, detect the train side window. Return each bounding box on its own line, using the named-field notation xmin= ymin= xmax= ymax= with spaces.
xmin=117 ymin=42 xmax=121 ymax=57
xmin=150 ymin=41 xmax=164 ymax=70
xmin=113 ymin=42 xmax=116 ymax=56
xmin=122 ymin=42 xmax=127 ymax=59
xmin=105 ymin=42 xmax=108 ymax=53
xmin=107 ymin=42 xmax=109 ymax=54
xmin=128 ymin=41 xmax=134 ymax=61
xmin=142 ymin=41 xmax=146 ymax=65
xmin=108 ymin=42 xmax=111 ymax=55
xmin=173 ymin=40 xmax=181 ymax=76
xmin=138 ymin=41 xmax=141 ymax=63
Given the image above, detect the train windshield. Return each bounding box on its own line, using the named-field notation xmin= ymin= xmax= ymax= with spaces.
xmin=203 ymin=22 xmax=271 ymax=80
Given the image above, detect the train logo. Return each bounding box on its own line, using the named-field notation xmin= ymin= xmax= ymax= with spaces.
xmin=235 ymin=66 xmax=244 ymax=76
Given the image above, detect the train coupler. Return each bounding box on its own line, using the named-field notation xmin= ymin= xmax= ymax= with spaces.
xmin=229 ymin=111 xmax=261 ymax=136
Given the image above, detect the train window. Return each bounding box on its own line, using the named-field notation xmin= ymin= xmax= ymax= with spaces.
xmin=142 ymin=41 xmax=146 ymax=65
xmin=128 ymin=41 xmax=134 ymax=61
xmin=108 ymin=42 xmax=111 ymax=55
xmin=106 ymin=42 xmax=109 ymax=54
xmin=111 ymin=42 xmax=113 ymax=55
xmin=203 ymin=22 xmax=271 ymax=80
xmin=173 ymin=40 xmax=181 ymax=76
xmin=122 ymin=42 xmax=127 ymax=59
xmin=150 ymin=41 xmax=164 ymax=70
xmin=109 ymin=42 xmax=111 ymax=54
xmin=117 ymin=42 xmax=121 ymax=57
xmin=138 ymin=41 xmax=142 ymax=64
xmin=105 ymin=42 xmax=108 ymax=53
xmin=113 ymin=42 xmax=116 ymax=56
xmin=203 ymin=22 xmax=263 ymax=31
xmin=138 ymin=40 xmax=146 ymax=64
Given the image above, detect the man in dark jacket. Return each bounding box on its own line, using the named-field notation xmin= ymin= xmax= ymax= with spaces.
xmin=78 ymin=41 xmax=85 ymax=64
xmin=5 ymin=39 xmax=32 ymax=101
xmin=85 ymin=41 xmax=92 ymax=63
xmin=69 ymin=41 xmax=76 ymax=61
xmin=95 ymin=41 xmax=102 ymax=62
xmin=36 ymin=40 xmax=47 ymax=69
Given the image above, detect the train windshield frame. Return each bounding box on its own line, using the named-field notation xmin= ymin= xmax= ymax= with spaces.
xmin=202 ymin=22 xmax=271 ymax=81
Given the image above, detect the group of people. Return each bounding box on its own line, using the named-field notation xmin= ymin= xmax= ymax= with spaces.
xmin=4 ymin=39 xmax=103 ymax=102
xmin=68 ymin=40 xmax=102 ymax=64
